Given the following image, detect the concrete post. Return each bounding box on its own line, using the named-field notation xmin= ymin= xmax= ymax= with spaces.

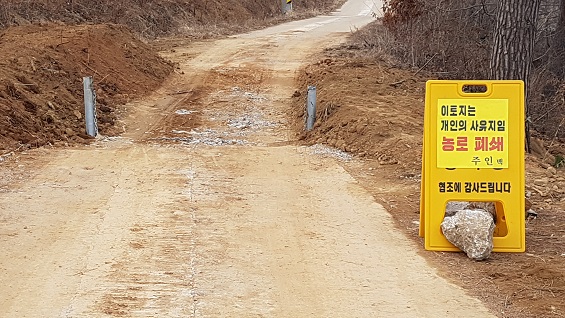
xmin=83 ymin=76 xmax=98 ymax=137
xmin=306 ymin=86 xmax=317 ymax=131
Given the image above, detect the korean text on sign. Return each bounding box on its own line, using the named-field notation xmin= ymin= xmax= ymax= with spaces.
xmin=437 ymin=99 xmax=509 ymax=169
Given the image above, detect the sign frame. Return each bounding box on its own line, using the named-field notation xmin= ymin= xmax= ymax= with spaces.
xmin=420 ymin=80 xmax=525 ymax=252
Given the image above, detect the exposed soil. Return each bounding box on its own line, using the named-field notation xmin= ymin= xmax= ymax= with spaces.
xmin=0 ymin=3 xmax=563 ymax=318
xmin=0 ymin=5 xmax=498 ymax=317
xmin=0 ymin=0 xmax=346 ymax=155
xmin=0 ymin=23 xmax=173 ymax=153
xmin=291 ymin=22 xmax=565 ymax=318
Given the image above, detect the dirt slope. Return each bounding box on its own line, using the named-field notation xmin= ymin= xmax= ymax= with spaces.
xmin=0 ymin=23 xmax=173 ymax=153
xmin=291 ymin=22 xmax=565 ymax=318
xmin=293 ymin=55 xmax=424 ymax=166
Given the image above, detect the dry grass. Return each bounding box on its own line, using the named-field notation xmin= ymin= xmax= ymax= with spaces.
xmin=0 ymin=0 xmax=346 ymax=38
xmin=376 ymin=0 xmax=565 ymax=143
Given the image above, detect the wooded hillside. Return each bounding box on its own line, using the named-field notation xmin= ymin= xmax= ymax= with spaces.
xmin=0 ymin=0 xmax=345 ymax=37
xmin=379 ymin=0 xmax=565 ymax=146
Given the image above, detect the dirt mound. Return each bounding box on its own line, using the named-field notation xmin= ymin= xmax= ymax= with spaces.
xmin=292 ymin=51 xmax=426 ymax=169
xmin=291 ymin=27 xmax=565 ymax=318
xmin=0 ymin=23 xmax=173 ymax=153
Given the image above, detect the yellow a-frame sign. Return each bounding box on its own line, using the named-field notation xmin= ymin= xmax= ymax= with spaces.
xmin=420 ymin=80 xmax=525 ymax=252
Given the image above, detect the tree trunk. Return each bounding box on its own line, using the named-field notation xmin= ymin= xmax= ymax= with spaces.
xmin=550 ymin=0 xmax=565 ymax=79
xmin=490 ymin=0 xmax=541 ymax=153
xmin=490 ymin=0 xmax=540 ymax=81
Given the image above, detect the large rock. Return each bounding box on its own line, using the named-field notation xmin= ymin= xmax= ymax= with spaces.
xmin=445 ymin=201 xmax=496 ymax=218
xmin=441 ymin=209 xmax=495 ymax=261
xmin=445 ymin=201 xmax=469 ymax=216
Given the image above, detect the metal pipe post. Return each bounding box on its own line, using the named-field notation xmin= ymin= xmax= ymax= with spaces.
xmin=306 ymin=86 xmax=317 ymax=131
xmin=83 ymin=76 xmax=98 ymax=137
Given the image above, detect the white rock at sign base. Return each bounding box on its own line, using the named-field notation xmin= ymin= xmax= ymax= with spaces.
xmin=441 ymin=209 xmax=495 ymax=261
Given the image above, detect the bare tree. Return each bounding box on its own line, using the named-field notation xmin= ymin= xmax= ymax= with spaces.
xmin=490 ymin=0 xmax=541 ymax=152
xmin=550 ymin=0 xmax=565 ymax=78
xmin=490 ymin=0 xmax=541 ymax=81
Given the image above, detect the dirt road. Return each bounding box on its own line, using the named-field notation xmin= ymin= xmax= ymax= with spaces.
xmin=0 ymin=1 xmax=496 ymax=317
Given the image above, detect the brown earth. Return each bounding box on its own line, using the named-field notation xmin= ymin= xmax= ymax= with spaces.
xmin=0 ymin=0 xmax=346 ymax=155
xmin=0 ymin=5 xmax=563 ymax=318
xmin=291 ymin=23 xmax=565 ymax=318
xmin=0 ymin=23 xmax=173 ymax=153
xmin=2 ymin=7 xmax=498 ymax=317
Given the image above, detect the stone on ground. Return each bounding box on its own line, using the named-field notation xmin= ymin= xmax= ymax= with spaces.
xmin=441 ymin=209 xmax=495 ymax=261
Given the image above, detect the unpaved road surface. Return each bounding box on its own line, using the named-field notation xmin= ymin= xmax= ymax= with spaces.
xmin=0 ymin=1 xmax=495 ymax=317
